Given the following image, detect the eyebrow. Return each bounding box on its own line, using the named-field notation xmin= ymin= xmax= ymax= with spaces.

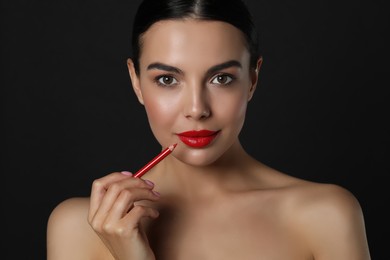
xmin=207 ymin=60 xmax=242 ymax=75
xmin=146 ymin=60 xmax=242 ymax=75
xmin=147 ymin=63 xmax=183 ymax=74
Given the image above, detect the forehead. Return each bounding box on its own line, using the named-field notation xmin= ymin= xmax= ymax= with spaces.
xmin=139 ymin=19 xmax=250 ymax=68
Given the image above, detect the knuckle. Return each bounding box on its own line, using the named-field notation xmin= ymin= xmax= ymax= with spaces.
xmin=102 ymin=222 xmax=114 ymax=233
xmin=89 ymin=219 xmax=102 ymax=232
xmin=132 ymin=205 xmax=146 ymax=214
xmin=108 ymin=182 xmax=122 ymax=193
xmin=119 ymin=189 xmax=134 ymax=201
xmin=102 ymin=223 xmax=128 ymax=237
xmin=133 ymin=178 xmax=147 ymax=188
xmin=114 ymin=226 xmax=126 ymax=236
xmin=92 ymin=179 xmax=104 ymax=189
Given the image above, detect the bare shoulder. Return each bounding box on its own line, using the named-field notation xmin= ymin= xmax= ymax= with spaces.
xmin=250 ymin=162 xmax=370 ymax=259
xmin=287 ymin=181 xmax=363 ymax=217
xmin=47 ymin=197 xmax=109 ymax=260
xmin=48 ymin=197 xmax=90 ymax=222
xmin=283 ymin=180 xmax=371 ymax=259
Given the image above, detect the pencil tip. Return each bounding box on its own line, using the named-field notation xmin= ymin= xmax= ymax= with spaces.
xmin=169 ymin=143 xmax=177 ymax=151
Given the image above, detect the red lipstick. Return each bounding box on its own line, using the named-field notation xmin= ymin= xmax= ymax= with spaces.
xmin=177 ymin=130 xmax=219 ymax=148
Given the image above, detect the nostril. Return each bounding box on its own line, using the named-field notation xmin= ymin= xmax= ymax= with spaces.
xmin=200 ymin=110 xmax=211 ymax=118
xmin=183 ymin=89 xmax=211 ymax=119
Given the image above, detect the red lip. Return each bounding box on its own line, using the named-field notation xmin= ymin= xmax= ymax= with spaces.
xmin=177 ymin=130 xmax=220 ymax=148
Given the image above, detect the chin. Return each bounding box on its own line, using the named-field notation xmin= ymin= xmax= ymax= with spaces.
xmin=176 ymin=146 xmax=226 ymax=167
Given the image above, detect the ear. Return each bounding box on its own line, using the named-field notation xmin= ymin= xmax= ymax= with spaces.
xmin=127 ymin=58 xmax=144 ymax=105
xmin=248 ymin=56 xmax=263 ymax=101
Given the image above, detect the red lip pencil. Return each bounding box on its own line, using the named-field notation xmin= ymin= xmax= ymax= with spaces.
xmin=133 ymin=143 xmax=177 ymax=178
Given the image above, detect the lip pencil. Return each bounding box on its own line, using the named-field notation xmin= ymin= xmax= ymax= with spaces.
xmin=133 ymin=143 xmax=177 ymax=178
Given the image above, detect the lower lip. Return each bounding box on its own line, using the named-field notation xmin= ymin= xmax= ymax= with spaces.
xmin=178 ymin=132 xmax=219 ymax=148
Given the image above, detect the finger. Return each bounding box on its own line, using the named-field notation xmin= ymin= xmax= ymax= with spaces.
xmin=120 ymin=205 xmax=160 ymax=233
xmin=90 ymin=177 xmax=154 ymax=226
xmin=89 ymin=172 xmax=133 ymax=221
xmin=103 ymin=188 xmax=160 ymax=227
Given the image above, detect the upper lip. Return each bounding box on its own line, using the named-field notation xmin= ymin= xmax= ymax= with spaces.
xmin=177 ymin=130 xmax=219 ymax=137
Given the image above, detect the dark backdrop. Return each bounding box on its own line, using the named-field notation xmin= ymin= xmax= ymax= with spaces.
xmin=1 ymin=0 xmax=388 ymax=259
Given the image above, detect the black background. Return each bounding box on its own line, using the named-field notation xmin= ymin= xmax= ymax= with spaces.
xmin=1 ymin=0 xmax=388 ymax=259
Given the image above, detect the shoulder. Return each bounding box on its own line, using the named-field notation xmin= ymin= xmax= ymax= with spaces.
xmin=287 ymin=181 xmax=362 ymax=215
xmin=49 ymin=196 xmax=90 ymax=217
xmin=47 ymin=197 xmax=108 ymax=260
xmin=284 ymin=182 xmax=371 ymax=259
xmin=47 ymin=197 xmax=90 ymax=233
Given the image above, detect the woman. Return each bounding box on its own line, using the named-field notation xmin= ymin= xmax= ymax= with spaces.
xmin=47 ymin=0 xmax=371 ymax=259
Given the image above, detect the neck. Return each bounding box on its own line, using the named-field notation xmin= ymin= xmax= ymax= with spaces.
xmin=155 ymin=141 xmax=258 ymax=201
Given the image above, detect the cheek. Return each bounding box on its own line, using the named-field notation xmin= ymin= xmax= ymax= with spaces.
xmin=142 ymin=93 xmax=179 ymax=134
xmin=212 ymin=90 xmax=248 ymax=126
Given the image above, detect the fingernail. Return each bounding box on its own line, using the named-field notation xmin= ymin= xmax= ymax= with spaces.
xmin=121 ymin=171 xmax=132 ymax=176
xmin=144 ymin=179 xmax=154 ymax=187
xmin=152 ymin=190 xmax=161 ymax=197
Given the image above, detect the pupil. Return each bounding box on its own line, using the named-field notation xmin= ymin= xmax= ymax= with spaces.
xmin=164 ymin=77 xmax=171 ymax=84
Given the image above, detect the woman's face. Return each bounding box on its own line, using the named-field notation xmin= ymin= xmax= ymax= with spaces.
xmin=128 ymin=19 xmax=260 ymax=166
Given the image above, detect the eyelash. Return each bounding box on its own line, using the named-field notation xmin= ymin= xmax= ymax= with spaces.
xmin=154 ymin=73 xmax=236 ymax=87
xmin=210 ymin=73 xmax=235 ymax=86
xmin=155 ymin=75 xmax=178 ymax=87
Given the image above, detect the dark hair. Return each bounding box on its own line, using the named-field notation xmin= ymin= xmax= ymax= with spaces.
xmin=131 ymin=0 xmax=260 ymax=75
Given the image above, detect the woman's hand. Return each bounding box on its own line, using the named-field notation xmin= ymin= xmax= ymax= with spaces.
xmin=88 ymin=171 xmax=160 ymax=260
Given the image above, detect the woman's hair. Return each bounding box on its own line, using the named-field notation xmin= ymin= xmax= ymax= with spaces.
xmin=131 ymin=0 xmax=260 ymax=75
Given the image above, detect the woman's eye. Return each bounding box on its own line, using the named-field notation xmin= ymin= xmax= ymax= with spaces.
xmin=211 ymin=74 xmax=234 ymax=85
xmin=156 ymin=75 xmax=178 ymax=86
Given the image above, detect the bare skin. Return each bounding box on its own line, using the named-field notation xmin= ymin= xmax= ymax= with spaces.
xmin=47 ymin=19 xmax=371 ymax=260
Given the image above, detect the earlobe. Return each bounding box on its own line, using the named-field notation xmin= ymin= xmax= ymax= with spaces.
xmin=248 ymin=56 xmax=263 ymax=101
xmin=127 ymin=58 xmax=144 ymax=105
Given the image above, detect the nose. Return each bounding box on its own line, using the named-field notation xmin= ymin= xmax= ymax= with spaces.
xmin=183 ymin=85 xmax=211 ymax=120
